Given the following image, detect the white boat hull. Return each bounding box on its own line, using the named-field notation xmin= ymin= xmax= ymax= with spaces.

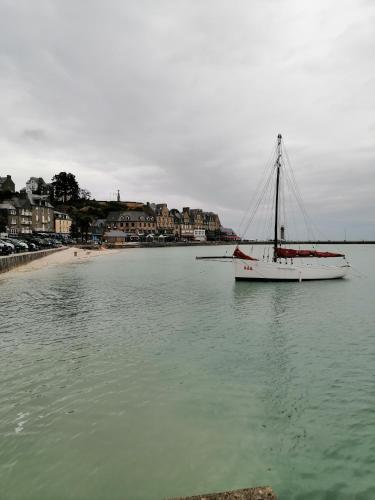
xmin=234 ymin=258 xmax=349 ymax=281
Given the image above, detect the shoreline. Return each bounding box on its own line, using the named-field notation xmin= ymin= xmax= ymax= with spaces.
xmin=0 ymin=246 xmax=119 ymax=278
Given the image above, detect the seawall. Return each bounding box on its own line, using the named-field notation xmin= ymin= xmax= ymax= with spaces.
xmin=0 ymin=248 xmax=66 ymax=274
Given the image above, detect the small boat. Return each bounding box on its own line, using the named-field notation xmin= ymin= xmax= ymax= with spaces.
xmin=233 ymin=134 xmax=350 ymax=281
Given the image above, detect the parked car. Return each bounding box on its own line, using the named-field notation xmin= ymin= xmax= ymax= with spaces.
xmin=0 ymin=241 xmax=10 ymax=255
xmin=0 ymin=240 xmax=12 ymax=255
xmin=7 ymin=238 xmax=29 ymax=252
xmin=0 ymin=239 xmax=15 ymax=254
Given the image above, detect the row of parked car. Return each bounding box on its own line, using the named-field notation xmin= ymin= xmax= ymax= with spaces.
xmin=0 ymin=234 xmax=68 ymax=255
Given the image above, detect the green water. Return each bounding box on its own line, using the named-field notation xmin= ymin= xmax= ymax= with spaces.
xmin=0 ymin=245 xmax=374 ymax=500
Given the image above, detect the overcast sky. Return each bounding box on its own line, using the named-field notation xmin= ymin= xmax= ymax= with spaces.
xmin=1 ymin=0 xmax=374 ymax=238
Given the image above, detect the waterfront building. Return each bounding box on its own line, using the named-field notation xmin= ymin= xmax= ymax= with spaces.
xmin=203 ymin=211 xmax=222 ymax=240
xmin=0 ymin=175 xmax=15 ymax=194
xmin=181 ymin=207 xmax=195 ymax=240
xmin=190 ymin=208 xmax=204 ymax=229
xmin=103 ymin=230 xmax=128 ymax=245
xmin=0 ymin=201 xmax=18 ymax=234
xmin=91 ymin=218 xmax=107 ymax=242
xmin=193 ymin=229 xmax=206 ymax=241
xmin=54 ymin=211 xmax=72 ymax=234
xmin=28 ymin=193 xmax=54 ymax=232
xmin=154 ymin=204 xmax=174 ymax=235
xmin=10 ymin=197 xmax=33 ymax=234
xmin=203 ymin=211 xmax=221 ymax=231
xmin=220 ymin=227 xmax=240 ymax=241
xmin=169 ymin=209 xmax=182 ymax=238
xmin=106 ymin=210 xmax=156 ymax=236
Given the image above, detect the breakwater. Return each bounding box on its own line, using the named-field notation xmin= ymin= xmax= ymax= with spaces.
xmin=0 ymin=248 xmax=65 ymax=274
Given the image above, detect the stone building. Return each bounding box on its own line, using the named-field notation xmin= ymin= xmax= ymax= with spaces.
xmin=10 ymin=197 xmax=33 ymax=235
xmin=203 ymin=211 xmax=221 ymax=240
xmin=25 ymin=177 xmax=49 ymax=195
xmin=190 ymin=209 xmax=205 ymax=229
xmin=180 ymin=207 xmax=195 ymax=240
xmin=0 ymin=201 xmax=18 ymax=234
xmin=154 ymin=204 xmax=174 ymax=234
xmin=54 ymin=211 xmax=72 ymax=234
xmin=28 ymin=193 xmax=54 ymax=232
xmin=169 ymin=209 xmax=182 ymax=238
xmin=106 ymin=210 xmax=156 ymax=236
xmin=91 ymin=218 xmax=107 ymax=242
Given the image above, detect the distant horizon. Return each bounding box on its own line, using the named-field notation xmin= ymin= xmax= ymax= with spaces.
xmin=2 ymin=169 xmax=373 ymax=240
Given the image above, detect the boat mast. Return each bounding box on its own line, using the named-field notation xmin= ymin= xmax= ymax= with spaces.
xmin=273 ymin=134 xmax=282 ymax=262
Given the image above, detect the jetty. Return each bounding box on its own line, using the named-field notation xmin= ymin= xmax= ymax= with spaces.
xmin=167 ymin=486 xmax=277 ymax=500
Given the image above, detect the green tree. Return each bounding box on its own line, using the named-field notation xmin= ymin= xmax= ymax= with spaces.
xmin=51 ymin=172 xmax=80 ymax=203
xmin=70 ymin=211 xmax=92 ymax=242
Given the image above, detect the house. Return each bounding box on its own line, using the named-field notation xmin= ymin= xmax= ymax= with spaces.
xmin=203 ymin=211 xmax=221 ymax=240
xmin=10 ymin=197 xmax=33 ymax=235
xmin=0 ymin=201 xmax=17 ymax=234
xmin=169 ymin=209 xmax=182 ymax=238
xmin=25 ymin=177 xmax=49 ymax=195
xmin=54 ymin=211 xmax=72 ymax=234
xmin=0 ymin=175 xmax=15 ymax=194
xmin=193 ymin=229 xmax=206 ymax=242
xmin=106 ymin=210 xmax=156 ymax=237
xmin=154 ymin=204 xmax=174 ymax=235
xmin=180 ymin=207 xmax=195 ymax=240
xmin=190 ymin=209 xmax=204 ymax=229
xmin=103 ymin=230 xmax=128 ymax=246
xmin=91 ymin=218 xmax=107 ymax=242
xmin=28 ymin=193 xmax=54 ymax=232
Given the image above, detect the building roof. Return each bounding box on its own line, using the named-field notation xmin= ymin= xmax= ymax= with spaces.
xmin=11 ymin=196 xmax=32 ymax=209
xmin=0 ymin=201 xmax=16 ymax=210
xmin=54 ymin=210 xmax=72 ymax=219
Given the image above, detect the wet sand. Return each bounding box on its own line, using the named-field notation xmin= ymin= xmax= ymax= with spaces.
xmin=2 ymin=247 xmax=119 ymax=277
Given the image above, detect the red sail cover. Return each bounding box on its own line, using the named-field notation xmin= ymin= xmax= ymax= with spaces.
xmin=233 ymin=248 xmax=258 ymax=260
xmin=276 ymin=248 xmax=344 ymax=258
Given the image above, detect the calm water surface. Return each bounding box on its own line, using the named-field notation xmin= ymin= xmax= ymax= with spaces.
xmin=0 ymin=245 xmax=374 ymax=500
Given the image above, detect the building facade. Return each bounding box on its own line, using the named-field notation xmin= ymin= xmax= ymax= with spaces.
xmin=11 ymin=197 xmax=33 ymax=234
xmin=106 ymin=210 xmax=156 ymax=236
xmin=54 ymin=211 xmax=72 ymax=234
xmin=28 ymin=194 xmax=54 ymax=232
xmin=0 ymin=201 xmax=17 ymax=234
xmin=154 ymin=204 xmax=174 ymax=234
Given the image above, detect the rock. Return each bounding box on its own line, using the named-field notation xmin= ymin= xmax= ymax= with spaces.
xmin=166 ymin=486 xmax=277 ymax=500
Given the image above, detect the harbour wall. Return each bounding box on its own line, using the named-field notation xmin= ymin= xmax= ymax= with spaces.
xmin=0 ymin=248 xmax=65 ymax=274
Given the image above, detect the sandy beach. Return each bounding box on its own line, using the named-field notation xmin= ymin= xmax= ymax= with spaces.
xmin=1 ymin=246 xmax=119 ymax=277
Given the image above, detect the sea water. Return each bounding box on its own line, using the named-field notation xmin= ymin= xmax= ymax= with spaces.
xmin=0 ymin=245 xmax=374 ymax=500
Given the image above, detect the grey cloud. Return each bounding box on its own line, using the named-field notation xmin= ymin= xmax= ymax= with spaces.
xmin=0 ymin=0 xmax=374 ymax=238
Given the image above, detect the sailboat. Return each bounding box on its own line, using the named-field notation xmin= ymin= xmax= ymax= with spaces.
xmin=233 ymin=134 xmax=350 ymax=281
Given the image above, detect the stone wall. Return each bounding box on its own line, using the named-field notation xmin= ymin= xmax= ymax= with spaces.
xmin=167 ymin=486 xmax=277 ymax=500
xmin=0 ymin=248 xmax=65 ymax=274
